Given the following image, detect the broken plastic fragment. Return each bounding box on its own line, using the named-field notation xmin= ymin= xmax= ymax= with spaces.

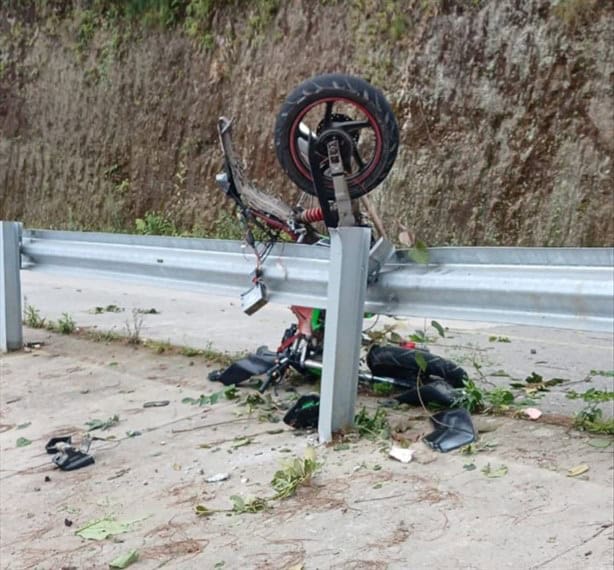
xmin=206 ymin=473 xmax=230 ymax=483
xmin=567 ymin=464 xmax=589 ymax=477
xmin=523 ymin=407 xmax=542 ymax=420
xmin=389 ymin=446 xmax=414 ymax=463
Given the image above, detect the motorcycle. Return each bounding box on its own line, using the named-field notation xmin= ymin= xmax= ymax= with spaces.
xmin=209 ymin=73 xmax=467 ymax=408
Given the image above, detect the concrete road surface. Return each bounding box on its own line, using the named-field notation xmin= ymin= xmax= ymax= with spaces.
xmin=0 ymin=270 xmax=612 ymax=569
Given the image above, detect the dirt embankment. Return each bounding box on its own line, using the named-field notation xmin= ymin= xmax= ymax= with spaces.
xmin=1 ymin=0 xmax=612 ymax=245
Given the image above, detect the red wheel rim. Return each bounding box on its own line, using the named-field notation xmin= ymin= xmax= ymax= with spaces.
xmin=288 ymin=96 xmax=383 ymax=189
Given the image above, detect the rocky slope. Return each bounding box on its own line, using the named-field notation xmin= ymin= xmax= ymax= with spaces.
xmin=1 ymin=0 xmax=612 ymax=245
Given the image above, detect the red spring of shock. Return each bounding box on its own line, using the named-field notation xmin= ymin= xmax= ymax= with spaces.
xmin=297 ymin=208 xmax=324 ymax=223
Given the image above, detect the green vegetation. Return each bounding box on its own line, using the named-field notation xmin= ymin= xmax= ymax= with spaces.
xmin=135 ymin=211 xmax=179 ymax=236
xmin=488 ymin=336 xmax=511 ymax=343
xmin=12 ymin=0 xmax=279 ymax=43
xmin=354 ymin=406 xmax=390 ymax=439
xmin=574 ymin=406 xmax=614 ymax=435
xmin=23 ymin=304 xmax=46 ymax=329
xmin=371 ymin=382 xmax=395 ymax=396
xmin=230 ymin=495 xmax=269 ymax=513
xmin=56 ymin=313 xmax=76 ymax=334
xmin=270 ymin=448 xmax=319 ymax=499
xmin=454 ymin=378 xmax=486 ymax=413
xmin=552 ymin=0 xmax=599 ymax=30
xmin=566 ymin=388 xmax=614 ymax=403
xmin=182 ymin=385 xmax=238 ymax=406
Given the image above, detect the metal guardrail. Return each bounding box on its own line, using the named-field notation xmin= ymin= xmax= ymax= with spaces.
xmin=19 ymin=229 xmax=614 ymax=333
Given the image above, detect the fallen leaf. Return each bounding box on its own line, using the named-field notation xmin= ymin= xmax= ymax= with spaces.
xmin=109 ymin=549 xmax=139 ymax=569
xmin=567 ymin=464 xmax=589 ymax=477
xmin=17 ymin=422 xmax=32 ymax=430
xmin=587 ymin=438 xmax=612 ymax=449
xmin=231 ymin=437 xmax=252 ymax=449
xmin=389 ymin=446 xmax=415 ymax=463
xmin=481 ymin=464 xmax=508 ymax=478
xmin=16 ymin=437 xmax=32 ymax=448
xmin=195 ymin=504 xmax=214 ymax=517
xmin=76 ymin=517 xmax=141 ymax=541
xmin=463 ymin=463 xmax=477 ymax=471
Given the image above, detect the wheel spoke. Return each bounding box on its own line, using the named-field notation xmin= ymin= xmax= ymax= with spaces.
xmin=353 ymin=147 xmax=365 ymax=170
xmin=332 ymin=119 xmax=371 ymax=131
xmin=298 ymin=122 xmax=313 ymax=139
xmin=323 ymin=101 xmax=334 ymax=127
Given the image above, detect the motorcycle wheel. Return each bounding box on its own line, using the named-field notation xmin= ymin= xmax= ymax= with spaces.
xmin=274 ymin=73 xmax=399 ymax=199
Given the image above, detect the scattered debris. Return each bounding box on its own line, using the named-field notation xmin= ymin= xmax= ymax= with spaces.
xmin=109 ymin=550 xmax=139 ymax=569
xmin=126 ymin=430 xmax=142 ymax=438
xmin=85 ymin=415 xmax=120 ymax=431
xmin=510 ymin=373 xmax=565 ymax=395
xmin=230 ymin=495 xmax=269 ymax=513
xmin=388 ymin=446 xmax=414 ymax=463
xmin=194 ymin=505 xmax=215 ymax=517
xmin=231 ymin=437 xmax=253 ymax=448
xmin=423 ymin=409 xmax=476 ymax=453
xmin=283 ymin=394 xmax=320 ymax=429
xmin=463 ymin=463 xmax=477 ymax=471
xmin=17 ymin=422 xmax=32 ymax=429
xmin=46 ymin=435 xmax=95 ymax=471
xmin=567 ymin=464 xmax=590 ymax=478
xmin=143 ymin=400 xmax=170 ymax=408
xmin=108 ymin=468 xmax=130 ymax=480
xmin=481 ymin=464 xmax=508 ymax=478
xmin=523 ymin=408 xmax=543 ymax=420
xmin=461 ymin=440 xmax=499 ymax=455
xmin=64 ymin=518 xmax=73 ymax=527
xmin=271 ymin=447 xmax=319 ymax=499
xmin=206 ymin=473 xmax=230 ymax=483
xmin=76 ymin=517 xmax=141 ymax=541
xmin=16 ymin=437 xmax=32 ymax=448
xmin=182 ymin=386 xmax=238 ymax=406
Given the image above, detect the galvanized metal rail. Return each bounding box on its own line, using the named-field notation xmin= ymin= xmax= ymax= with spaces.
xmin=16 ymin=228 xmax=614 ymax=334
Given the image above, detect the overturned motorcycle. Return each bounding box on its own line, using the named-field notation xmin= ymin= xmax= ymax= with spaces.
xmin=208 ymin=74 xmax=475 ymax=450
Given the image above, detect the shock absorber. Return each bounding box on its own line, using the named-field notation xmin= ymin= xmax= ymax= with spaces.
xmin=295 ymin=208 xmax=324 ymax=223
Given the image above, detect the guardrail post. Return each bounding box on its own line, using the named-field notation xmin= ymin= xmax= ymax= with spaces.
xmin=1 ymin=222 xmax=23 ymax=352
xmin=318 ymin=226 xmax=371 ymax=443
